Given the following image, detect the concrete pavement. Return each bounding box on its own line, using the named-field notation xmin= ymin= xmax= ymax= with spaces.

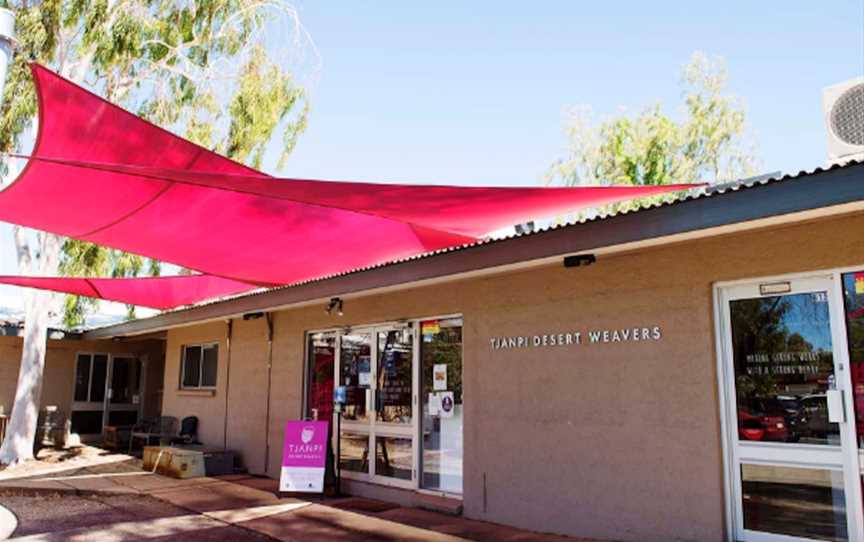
xmin=0 ymin=457 xmax=602 ymax=541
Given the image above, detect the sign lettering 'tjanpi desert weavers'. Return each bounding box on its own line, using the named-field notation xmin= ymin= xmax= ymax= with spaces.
xmin=280 ymin=420 xmax=328 ymax=493
xmin=489 ymin=326 xmax=662 ymax=350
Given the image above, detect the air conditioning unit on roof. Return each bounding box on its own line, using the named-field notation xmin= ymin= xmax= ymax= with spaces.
xmin=823 ymin=77 xmax=864 ymax=165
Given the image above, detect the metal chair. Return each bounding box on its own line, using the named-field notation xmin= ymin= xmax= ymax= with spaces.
xmin=128 ymin=416 xmax=178 ymax=454
xmin=34 ymin=407 xmax=68 ymax=453
xmin=169 ymin=416 xmax=199 ymax=446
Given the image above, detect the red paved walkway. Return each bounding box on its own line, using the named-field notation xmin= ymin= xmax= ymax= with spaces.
xmin=0 ymin=456 xmax=607 ymax=541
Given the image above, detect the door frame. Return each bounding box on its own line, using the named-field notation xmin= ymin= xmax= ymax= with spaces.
xmin=71 ymin=352 xmax=143 ymax=438
xmin=303 ymin=312 xmax=463 ymax=494
xmin=71 ymin=351 xmax=112 ymax=438
xmin=714 ymin=266 xmax=864 ymax=542
xmin=104 ymin=355 xmax=145 ymax=426
xmin=337 ymin=323 xmax=418 ymax=489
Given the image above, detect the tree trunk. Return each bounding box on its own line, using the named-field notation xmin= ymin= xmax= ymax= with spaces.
xmin=0 ymin=34 xmax=91 ymax=465
xmin=0 ymin=230 xmax=61 ymax=465
xmin=0 ymin=290 xmax=50 ymax=464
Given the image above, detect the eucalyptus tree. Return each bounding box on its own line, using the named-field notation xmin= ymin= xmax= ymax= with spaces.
xmin=546 ymin=52 xmax=757 ymax=211
xmin=0 ymin=0 xmax=316 ymax=464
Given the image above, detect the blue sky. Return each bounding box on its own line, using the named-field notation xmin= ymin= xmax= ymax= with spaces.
xmin=1 ymin=1 xmax=863 ymax=313
xmin=284 ymin=1 xmax=864 ymax=184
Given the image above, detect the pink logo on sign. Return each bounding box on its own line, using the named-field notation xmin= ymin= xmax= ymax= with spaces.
xmin=282 ymin=421 xmax=328 ymax=469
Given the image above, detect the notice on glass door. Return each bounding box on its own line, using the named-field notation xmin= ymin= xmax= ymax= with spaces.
xmin=280 ymin=420 xmax=328 ymax=493
xmin=439 ymin=391 xmax=454 ymax=419
xmin=433 ymin=364 xmax=448 ymax=391
xmin=428 ymin=392 xmax=440 ymax=416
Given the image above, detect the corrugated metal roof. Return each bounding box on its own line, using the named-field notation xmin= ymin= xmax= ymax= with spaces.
xmin=155 ymin=160 xmax=864 ymax=306
xmin=133 ymin=159 xmax=862 ymax=316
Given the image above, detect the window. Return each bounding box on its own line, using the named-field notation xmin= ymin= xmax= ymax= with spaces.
xmin=74 ymin=353 xmax=108 ymax=403
xmin=181 ymin=344 xmax=218 ymax=389
xmin=420 ymin=317 xmax=463 ymax=494
xmin=729 ymin=293 xmax=837 ymax=445
xmin=305 ymin=332 xmax=335 ymax=421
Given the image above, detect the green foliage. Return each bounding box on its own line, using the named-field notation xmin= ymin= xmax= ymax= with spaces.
xmin=0 ymin=1 xmax=312 ymax=327
xmin=547 ymin=52 xmax=757 ymax=211
xmin=0 ymin=1 xmax=61 ymax=159
xmin=226 ymin=45 xmax=308 ymax=169
xmin=57 ymin=239 xmax=107 ymax=328
xmin=58 ymin=239 xmax=154 ymax=326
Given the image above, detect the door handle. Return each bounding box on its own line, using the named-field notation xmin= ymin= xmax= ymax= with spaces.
xmin=365 ymin=388 xmax=372 ymax=412
xmin=827 ymin=389 xmax=846 ymax=424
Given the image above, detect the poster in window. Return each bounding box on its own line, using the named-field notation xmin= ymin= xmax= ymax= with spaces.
xmin=439 ymin=391 xmax=454 ymax=419
xmin=428 ymin=392 xmax=440 ymax=416
xmin=433 ymin=363 xmax=448 ymax=391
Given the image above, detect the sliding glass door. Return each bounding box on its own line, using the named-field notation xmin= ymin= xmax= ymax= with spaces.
xmin=105 ymin=357 xmax=143 ymax=427
xmin=71 ymin=353 xmax=142 ymax=438
xmin=304 ymin=316 xmax=463 ymax=495
xmin=72 ymin=353 xmax=109 ymax=436
xmin=419 ymin=318 xmax=463 ymax=494
xmin=337 ymin=326 xmax=415 ymax=488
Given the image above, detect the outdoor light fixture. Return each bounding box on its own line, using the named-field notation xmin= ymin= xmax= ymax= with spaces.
xmin=243 ymin=312 xmax=265 ymax=320
xmin=563 ymin=254 xmax=596 ymax=268
xmin=325 ymin=297 xmax=344 ymax=316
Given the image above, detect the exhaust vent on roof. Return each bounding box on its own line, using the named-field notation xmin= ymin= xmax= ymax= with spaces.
xmin=823 ymin=78 xmax=864 ymax=164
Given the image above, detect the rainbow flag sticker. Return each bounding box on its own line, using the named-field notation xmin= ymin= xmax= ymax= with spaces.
xmin=856 ymin=272 xmax=864 ymax=295
xmin=421 ymin=320 xmax=440 ymax=336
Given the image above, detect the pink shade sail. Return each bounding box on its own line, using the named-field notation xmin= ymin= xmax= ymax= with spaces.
xmin=14 ymin=155 xmax=698 ymax=238
xmin=0 ymin=65 xmax=701 ymax=287
xmin=0 ymin=275 xmax=256 ymax=310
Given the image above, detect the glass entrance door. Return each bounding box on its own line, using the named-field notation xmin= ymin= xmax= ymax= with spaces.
xmin=72 ymin=353 xmax=109 ymax=437
xmin=71 ymin=354 xmax=142 ymax=439
xmin=337 ymin=326 xmax=416 ymax=488
xmin=105 ymin=357 xmax=143 ymax=427
xmin=841 ymin=270 xmax=864 ymax=542
xmin=720 ymin=276 xmax=862 ymax=541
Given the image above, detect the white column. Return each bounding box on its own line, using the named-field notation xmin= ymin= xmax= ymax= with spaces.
xmin=0 ymin=9 xmax=15 ymax=99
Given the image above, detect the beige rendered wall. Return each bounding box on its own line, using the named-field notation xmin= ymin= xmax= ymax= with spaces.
xmin=0 ymin=337 xmax=22 ymax=415
xmin=224 ymin=317 xmax=272 ymax=474
xmin=162 ymin=210 xmax=864 ymax=542
xmin=160 ymin=314 xmax=302 ymax=475
xmin=161 ymin=322 xmax=231 ymax=448
xmin=0 ymin=336 xmax=165 ymax=422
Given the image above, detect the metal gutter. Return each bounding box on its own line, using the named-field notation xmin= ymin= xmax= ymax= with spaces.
xmin=83 ymin=161 xmax=864 ymax=339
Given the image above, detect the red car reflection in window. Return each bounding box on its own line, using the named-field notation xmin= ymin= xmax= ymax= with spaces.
xmin=738 ymin=398 xmax=790 ymax=442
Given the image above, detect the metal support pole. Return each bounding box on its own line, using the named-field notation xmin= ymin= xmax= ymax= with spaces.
xmin=222 ymin=320 xmax=233 ymax=450
xmin=263 ymin=312 xmax=274 ymax=474
xmin=335 ymin=408 xmax=342 ymax=496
